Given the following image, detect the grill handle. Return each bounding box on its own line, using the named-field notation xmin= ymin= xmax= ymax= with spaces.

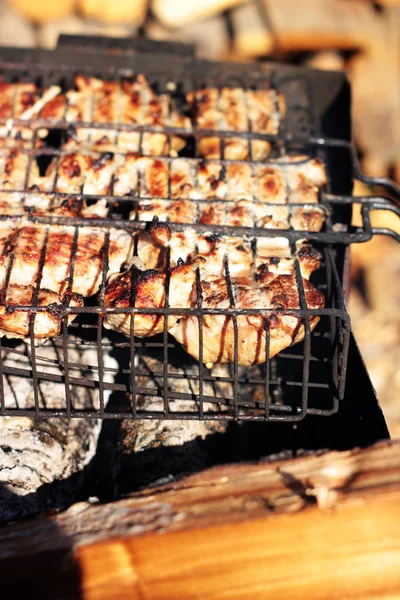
xmin=351 ymin=147 xmax=400 ymax=202
xmin=349 ymin=148 xmax=400 ymax=243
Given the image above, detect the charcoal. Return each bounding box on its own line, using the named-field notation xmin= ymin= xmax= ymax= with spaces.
xmin=112 ymin=353 xmax=231 ymax=498
xmin=0 ymin=338 xmax=117 ymax=523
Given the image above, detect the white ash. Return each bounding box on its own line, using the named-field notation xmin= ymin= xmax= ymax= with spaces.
xmin=112 ymin=353 xmax=231 ymax=497
xmin=0 ymin=337 xmax=117 ymax=522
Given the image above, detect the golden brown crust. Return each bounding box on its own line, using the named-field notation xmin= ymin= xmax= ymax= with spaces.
xmin=0 ymin=204 xmax=133 ymax=298
xmin=187 ymin=86 xmax=281 ymax=160
xmin=0 ymin=285 xmax=83 ymax=339
xmin=170 ymin=270 xmax=324 ymax=367
xmin=0 ymin=76 xmax=285 ymax=162
xmin=103 ymin=260 xmax=201 ymax=337
xmin=103 ymin=230 xmax=324 ymax=366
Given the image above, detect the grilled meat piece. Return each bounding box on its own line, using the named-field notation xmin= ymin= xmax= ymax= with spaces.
xmin=103 ymin=259 xmax=203 ymax=338
xmin=126 ymin=155 xmax=326 ymax=236
xmin=133 ymin=198 xmax=325 ymax=233
xmin=103 ymin=222 xmax=324 ymax=366
xmin=0 ymin=194 xmax=133 ymax=339
xmin=1 ymin=219 xmax=133 ymax=298
xmin=170 ymin=249 xmax=324 ymax=367
xmin=129 ymin=222 xmax=313 ymax=275
xmin=0 ymin=285 xmax=83 ymax=339
xmin=8 ymin=151 xmax=326 ymax=219
xmin=170 ymin=272 xmax=323 ymax=367
xmin=187 ymin=86 xmax=284 ymax=160
xmin=65 ymin=75 xmax=191 ymax=156
xmin=0 ymin=80 xmax=39 ymax=149
xmin=167 ymin=155 xmax=326 ymax=203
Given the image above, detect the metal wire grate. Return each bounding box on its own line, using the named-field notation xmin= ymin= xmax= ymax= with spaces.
xmin=0 ymin=41 xmax=398 ymax=421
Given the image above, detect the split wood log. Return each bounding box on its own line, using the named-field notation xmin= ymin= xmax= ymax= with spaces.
xmin=1 ymin=440 xmax=400 ymax=599
xmin=152 ymin=0 xmax=247 ymax=28
xmin=395 ymin=161 xmax=400 ymax=184
xmin=348 ymin=7 xmax=400 ymax=165
xmin=9 ymin=0 xmax=75 ymax=24
xmin=146 ymin=15 xmax=230 ymax=60
xmin=349 ymin=0 xmax=400 ymax=6
xmin=305 ymin=50 xmax=346 ymax=71
xmin=261 ymin=0 xmax=381 ymax=51
xmin=0 ymin=0 xmax=36 ymax=47
xmin=78 ymin=0 xmax=148 ymax=25
xmin=230 ymin=1 xmax=274 ymax=58
xmin=38 ymin=15 xmax=136 ymax=49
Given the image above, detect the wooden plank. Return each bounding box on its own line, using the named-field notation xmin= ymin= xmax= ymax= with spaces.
xmin=78 ymin=493 xmax=400 ymax=600
xmin=262 ymin=0 xmax=381 ymax=51
xmin=1 ymin=441 xmax=400 ymax=599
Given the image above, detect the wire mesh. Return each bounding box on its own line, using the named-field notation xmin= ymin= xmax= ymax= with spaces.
xmin=0 ymin=46 xmax=398 ymax=421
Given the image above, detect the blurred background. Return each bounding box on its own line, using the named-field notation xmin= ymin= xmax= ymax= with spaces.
xmin=0 ymin=0 xmax=399 ymax=435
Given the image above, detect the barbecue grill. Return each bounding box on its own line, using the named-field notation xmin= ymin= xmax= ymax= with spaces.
xmin=0 ymin=36 xmax=398 ymax=448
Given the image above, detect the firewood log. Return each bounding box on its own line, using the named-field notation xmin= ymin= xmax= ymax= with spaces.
xmin=152 ymin=0 xmax=247 ymax=28
xmin=1 ymin=441 xmax=400 ymax=599
xmin=261 ymin=0 xmax=381 ymax=51
xmin=305 ymin=50 xmax=346 ymax=71
xmin=230 ymin=1 xmax=274 ymax=58
xmin=146 ymin=15 xmax=229 ymax=60
xmin=0 ymin=0 xmax=36 ymax=47
xmin=38 ymin=15 xmax=136 ymax=49
xmin=9 ymin=0 xmax=75 ymax=24
xmin=78 ymin=0 xmax=148 ymax=25
xmin=348 ymin=8 xmax=400 ymax=164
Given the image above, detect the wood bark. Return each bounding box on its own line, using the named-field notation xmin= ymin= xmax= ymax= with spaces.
xmin=1 ymin=440 xmax=400 ymax=599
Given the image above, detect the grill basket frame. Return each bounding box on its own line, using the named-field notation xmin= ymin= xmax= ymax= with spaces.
xmin=0 ymin=39 xmax=398 ymax=422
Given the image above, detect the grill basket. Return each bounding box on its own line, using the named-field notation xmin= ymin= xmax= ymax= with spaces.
xmin=0 ymin=38 xmax=398 ymax=422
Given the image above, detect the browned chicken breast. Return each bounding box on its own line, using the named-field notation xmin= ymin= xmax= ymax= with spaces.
xmin=65 ymin=75 xmax=191 ymax=156
xmin=103 ymin=224 xmax=324 ymax=366
xmin=141 ymin=155 xmax=326 ymax=203
xmin=0 ymin=194 xmax=134 ymax=339
xmin=0 ymin=80 xmax=39 ymax=149
xmin=170 ymin=264 xmax=324 ymax=367
xmin=132 ymin=198 xmax=325 ymax=233
xmin=1 ymin=218 xmax=133 ymax=298
xmin=0 ymin=285 xmax=83 ymax=339
xmin=187 ymin=86 xmax=284 ymax=160
xmin=103 ymin=260 xmax=203 ymax=338
xmin=122 ymin=155 xmax=327 ymax=239
xmin=127 ymin=221 xmax=315 ymax=277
